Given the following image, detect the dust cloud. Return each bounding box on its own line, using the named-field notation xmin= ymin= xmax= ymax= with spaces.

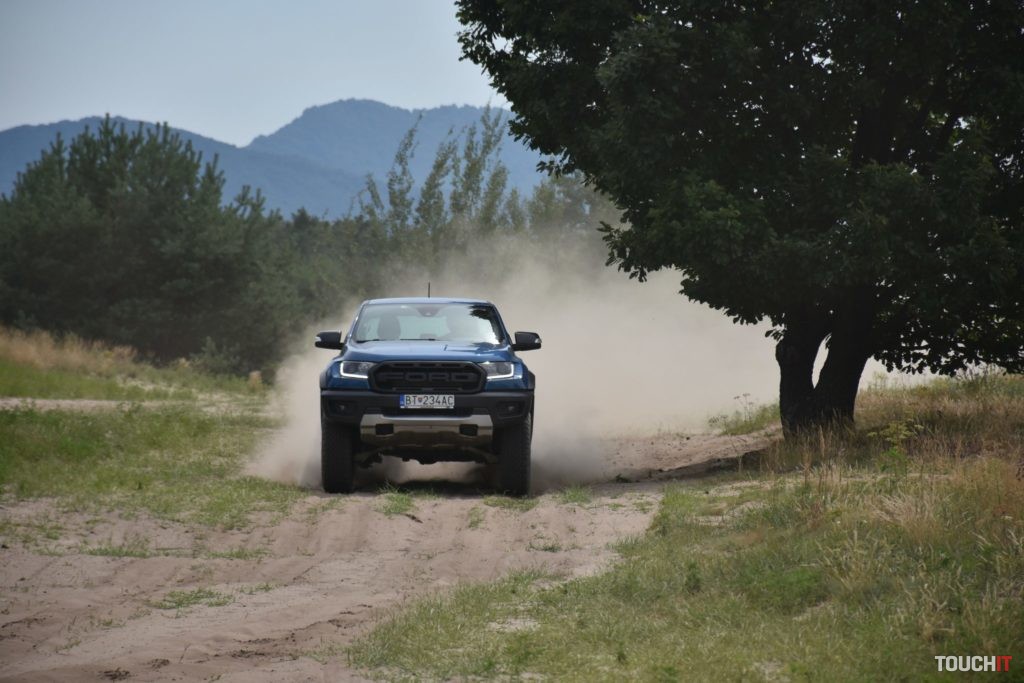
xmin=245 ymin=332 xmax=345 ymax=488
xmin=247 ymin=244 xmax=781 ymax=490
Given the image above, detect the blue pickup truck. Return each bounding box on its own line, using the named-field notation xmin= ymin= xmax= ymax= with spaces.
xmin=315 ymin=298 xmax=541 ymax=495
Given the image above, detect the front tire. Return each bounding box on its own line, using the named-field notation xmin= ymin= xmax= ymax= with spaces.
xmin=321 ymin=419 xmax=356 ymax=493
xmin=496 ymin=414 xmax=532 ymax=496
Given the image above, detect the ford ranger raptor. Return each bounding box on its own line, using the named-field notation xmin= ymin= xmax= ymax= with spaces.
xmin=315 ymin=298 xmax=541 ymax=495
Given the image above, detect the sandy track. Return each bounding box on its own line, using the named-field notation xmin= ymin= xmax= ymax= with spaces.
xmin=0 ymin=478 xmax=663 ymax=682
xmin=0 ymin=423 xmax=773 ymax=682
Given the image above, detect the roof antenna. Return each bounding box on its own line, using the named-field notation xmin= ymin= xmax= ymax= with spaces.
xmin=427 ymin=281 xmax=431 ymax=298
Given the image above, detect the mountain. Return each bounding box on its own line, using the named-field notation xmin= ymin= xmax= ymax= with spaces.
xmin=0 ymin=101 xmax=545 ymax=218
xmin=248 ymin=100 xmax=543 ymax=197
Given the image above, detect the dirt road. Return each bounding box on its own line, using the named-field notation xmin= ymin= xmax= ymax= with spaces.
xmin=0 ymin=433 xmax=771 ymax=682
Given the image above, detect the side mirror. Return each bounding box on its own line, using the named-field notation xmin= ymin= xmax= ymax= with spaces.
xmin=314 ymin=330 xmax=345 ymax=350
xmin=512 ymin=331 xmax=542 ymax=352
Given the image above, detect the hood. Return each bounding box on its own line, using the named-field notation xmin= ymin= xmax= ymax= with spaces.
xmin=342 ymin=340 xmax=514 ymax=363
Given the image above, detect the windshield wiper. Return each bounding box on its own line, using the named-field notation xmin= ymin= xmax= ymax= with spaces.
xmin=398 ymin=338 xmax=437 ymax=341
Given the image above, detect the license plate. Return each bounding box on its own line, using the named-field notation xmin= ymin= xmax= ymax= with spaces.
xmin=400 ymin=394 xmax=455 ymax=409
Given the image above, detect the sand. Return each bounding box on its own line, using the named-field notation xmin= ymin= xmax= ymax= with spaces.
xmin=0 ymin=424 xmax=771 ymax=681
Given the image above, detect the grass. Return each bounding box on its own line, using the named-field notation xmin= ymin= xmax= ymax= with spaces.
xmin=558 ymin=484 xmax=593 ymax=506
xmin=0 ymin=325 xmax=263 ymax=399
xmin=238 ymin=582 xmax=276 ymax=595
xmin=376 ymin=485 xmax=417 ymax=517
xmin=346 ymin=374 xmax=1024 ymax=681
xmin=82 ymin=535 xmax=153 ymax=558
xmin=152 ymin=588 xmax=233 ymax=611
xmin=528 ymin=540 xmax=563 ymax=552
xmin=0 ymin=358 xmax=191 ymax=401
xmin=483 ymin=495 xmax=538 ymax=513
xmin=375 ymin=484 xmax=445 ymax=517
xmin=467 ymin=506 xmax=486 ymax=529
xmin=0 ymin=516 xmax=65 ymax=552
xmin=708 ymin=393 xmax=780 ymax=435
xmin=0 ymin=404 xmax=303 ymax=528
xmin=205 ymin=546 xmax=269 ymax=561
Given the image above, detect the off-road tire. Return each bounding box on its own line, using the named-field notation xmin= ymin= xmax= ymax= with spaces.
xmin=496 ymin=413 xmax=532 ymax=496
xmin=321 ymin=419 xmax=356 ymax=493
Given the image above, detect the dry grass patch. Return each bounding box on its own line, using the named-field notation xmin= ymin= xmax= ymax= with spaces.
xmin=0 ymin=326 xmax=261 ymax=399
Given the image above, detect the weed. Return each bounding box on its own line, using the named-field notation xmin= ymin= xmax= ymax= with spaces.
xmin=467 ymin=506 xmax=485 ymax=529
xmin=528 ymin=540 xmax=562 ymax=552
xmin=89 ymin=616 xmax=125 ymax=629
xmin=152 ymin=588 xmax=233 ymax=611
xmin=56 ymin=637 xmax=81 ymax=652
xmin=205 ymin=547 xmax=268 ymax=561
xmin=869 ymin=418 xmax=923 ymax=477
xmin=631 ymin=496 xmax=655 ymax=514
xmin=483 ymin=496 xmax=538 ymax=513
xmin=305 ymin=638 xmax=347 ymax=664
xmin=377 ymin=488 xmax=415 ymax=517
xmin=0 ymin=517 xmax=64 ymax=549
xmin=708 ymin=394 xmax=780 ymax=435
xmin=558 ymin=485 xmax=593 ymax=506
xmin=82 ymin=535 xmax=152 ymax=558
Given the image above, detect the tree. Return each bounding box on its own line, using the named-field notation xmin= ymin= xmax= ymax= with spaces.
xmin=357 ymin=108 xmax=521 ymax=270
xmin=457 ymin=0 xmax=1024 ymax=432
xmin=0 ymin=116 xmax=300 ymax=374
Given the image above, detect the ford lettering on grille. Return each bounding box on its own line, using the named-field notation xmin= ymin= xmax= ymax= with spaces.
xmin=370 ymin=362 xmax=484 ymax=393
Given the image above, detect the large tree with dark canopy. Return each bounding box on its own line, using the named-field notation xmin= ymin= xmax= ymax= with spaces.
xmin=457 ymin=0 xmax=1024 ymax=432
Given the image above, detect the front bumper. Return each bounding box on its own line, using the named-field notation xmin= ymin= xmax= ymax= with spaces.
xmin=359 ymin=412 xmax=493 ymax=448
xmin=320 ymin=390 xmax=533 ymax=432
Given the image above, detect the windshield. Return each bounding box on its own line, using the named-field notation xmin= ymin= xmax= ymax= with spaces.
xmin=353 ymin=303 xmax=505 ymax=344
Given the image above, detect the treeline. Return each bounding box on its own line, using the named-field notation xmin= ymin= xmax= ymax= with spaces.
xmin=0 ymin=113 xmax=615 ymax=376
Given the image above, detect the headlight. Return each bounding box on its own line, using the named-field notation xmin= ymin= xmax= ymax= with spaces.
xmin=479 ymin=361 xmax=514 ymax=380
xmin=339 ymin=361 xmax=375 ymax=378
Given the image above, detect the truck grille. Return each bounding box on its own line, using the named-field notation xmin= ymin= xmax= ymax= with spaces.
xmin=370 ymin=361 xmax=484 ymax=394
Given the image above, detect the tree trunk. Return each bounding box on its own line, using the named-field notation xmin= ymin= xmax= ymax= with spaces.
xmin=776 ymin=315 xmax=828 ymax=435
xmin=776 ymin=305 xmax=874 ymax=435
xmin=812 ymin=332 xmax=872 ymax=429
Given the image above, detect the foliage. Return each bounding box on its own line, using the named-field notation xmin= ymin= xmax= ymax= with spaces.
xmin=0 ymin=111 xmax=618 ymax=376
xmin=0 ymin=117 xmax=302 ymax=374
xmin=283 ymin=108 xmax=617 ymax=324
xmin=456 ymin=1 xmax=1024 ymax=430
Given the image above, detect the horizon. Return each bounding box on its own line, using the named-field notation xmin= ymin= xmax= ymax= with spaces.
xmin=0 ymin=1 xmax=503 ymax=147
xmin=0 ymin=98 xmax=513 ymax=149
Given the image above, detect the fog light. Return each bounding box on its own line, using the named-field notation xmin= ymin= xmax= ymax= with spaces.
xmin=459 ymin=424 xmax=478 ymax=437
xmin=375 ymin=424 xmax=394 ymax=436
xmin=498 ymin=401 xmax=524 ymax=416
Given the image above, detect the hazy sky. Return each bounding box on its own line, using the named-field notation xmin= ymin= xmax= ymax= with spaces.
xmin=0 ymin=0 xmax=502 ymax=146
